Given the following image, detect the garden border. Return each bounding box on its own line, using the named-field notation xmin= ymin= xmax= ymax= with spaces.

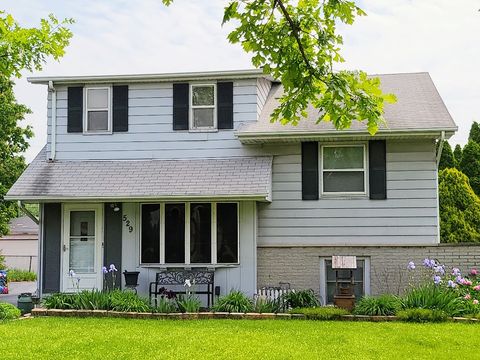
xmin=30 ymin=308 xmax=480 ymax=322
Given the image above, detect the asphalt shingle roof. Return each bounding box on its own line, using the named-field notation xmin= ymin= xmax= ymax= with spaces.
xmin=238 ymin=72 xmax=457 ymax=136
xmin=6 ymin=148 xmax=273 ymax=201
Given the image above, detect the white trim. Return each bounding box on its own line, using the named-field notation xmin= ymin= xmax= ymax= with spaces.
xmin=48 ymin=81 xmax=57 ymax=160
xmin=28 ymin=69 xmax=267 ymax=84
xmin=189 ymin=83 xmax=217 ymax=131
xmin=319 ymin=256 xmax=370 ymax=305
xmin=61 ymin=203 xmax=104 ymax=292
xmin=320 ymin=143 xmax=367 ymax=196
xmin=83 ymin=86 xmax=112 ymax=134
xmin=5 ymin=194 xmax=271 ymax=202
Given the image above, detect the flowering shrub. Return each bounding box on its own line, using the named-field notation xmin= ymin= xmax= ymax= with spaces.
xmin=103 ymin=264 xmax=118 ymax=291
xmin=405 ymin=258 xmax=480 ymax=316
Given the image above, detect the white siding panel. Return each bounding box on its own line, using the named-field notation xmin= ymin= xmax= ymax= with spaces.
xmin=48 ymin=79 xmax=260 ymax=160
xmin=257 ymin=139 xmax=439 ymax=246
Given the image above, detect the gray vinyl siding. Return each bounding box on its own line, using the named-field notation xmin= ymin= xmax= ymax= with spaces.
xmin=257 ymin=139 xmax=439 ymax=246
xmin=46 ymin=79 xmax=265 ymax=160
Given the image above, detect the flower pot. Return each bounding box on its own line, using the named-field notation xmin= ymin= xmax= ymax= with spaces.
xmin=123 ymin=271 xmax=140 ymax=287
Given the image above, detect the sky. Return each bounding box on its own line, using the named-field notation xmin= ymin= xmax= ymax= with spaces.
xmin=4 ymin=0 xmax=480 ymax=162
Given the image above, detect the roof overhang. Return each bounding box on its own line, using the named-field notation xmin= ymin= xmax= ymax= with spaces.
xmin=236 ymin=128 xmax=457 ymax=144
xmin=28 ymin=69 xmax=270 ymax=85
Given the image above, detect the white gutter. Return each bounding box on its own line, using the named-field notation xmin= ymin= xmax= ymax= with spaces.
xmin=48 ymin=81 xmax=56 ymax=161
xmin=436 ymin=131 xmax=446 ymax=167
xmin=28 ymin=69 xmax=269 ymax=85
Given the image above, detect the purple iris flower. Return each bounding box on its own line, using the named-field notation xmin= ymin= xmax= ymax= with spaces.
xmin=456 ymin=275 xmax=464 ymax=284
xmin=447 ymin=280 xmax=456 ymax=288
xmin=407 ymin=261 xmax=416 ymax=270
xmin=452 ymin=268 xmax=461 ymax=276
xmin=434 ymin=265 xmax=445 ymax=276
xmin=433 ymin=275 xmax=442 ymax=285
xmin=109 ymin=264 xmax=117 ymax=272
xmin=102 ymin=266 xmax=108 ymax=274
xmin=423 ymin=258 xmax=435 ymax=269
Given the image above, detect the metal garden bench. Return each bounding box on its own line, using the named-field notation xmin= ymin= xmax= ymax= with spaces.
xmin=149 ymin=269 xmax=215 ymax=307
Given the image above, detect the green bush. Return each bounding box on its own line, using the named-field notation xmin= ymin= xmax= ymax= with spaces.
xmin=353 ymin=295 xmax=401 ymax=316
xmin=438 ymin=168 xmax=480 ymax=243
xmin=289 ymin=306 xmax=349 ymax=320
xmin=397 ymin=308 xmax=448 ymax=323
xmin=43 ymin=290 xmax=152 ymax=312
xmin=283 ymin=289 xmax=319 ymax=309
xmin=0 ymin=250 xmax=5 ymax=270
xmin=109 ymin=291 xmax=150 ymax=312
xmin=0 ymin=302 xmax=21 ymax=320
xmin=437 ymin=140 xmax=455 ymax=170
xmin=401 ymin=284 xmax=462 ymax=317
xmin=254 ymin=297 xmax=283 ymax=313
xmin=6 ymin=269 xmax=37 ymax=282
xmin=154 ymin=297 xmax=178 ymax=313
xmin=211 ymin=290 xmax=254 ymax=313
xmin=177 ymin=295 xmax=201 ymax=313
xmin=460 ymin=141 xmax=480 ymax=196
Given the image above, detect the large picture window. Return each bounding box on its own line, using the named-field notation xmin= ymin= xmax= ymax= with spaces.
xmin=321 ymin=145 xmax=366 ymax=194
xmin=140 ymin=202 xmax=238 ymax=265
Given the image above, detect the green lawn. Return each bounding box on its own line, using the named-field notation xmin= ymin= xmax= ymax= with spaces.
xmin=1 ymin=318 xmax=478 ymax=359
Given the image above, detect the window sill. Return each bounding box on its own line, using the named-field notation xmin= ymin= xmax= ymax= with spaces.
xmin=82 ymin=131 xmax=113 ymax=136
xmin=138 ymin=263 xmax=240 ymax=269
xmin=188 ymin=128 xmax=218 ymax=133
xmin=320 ymin=193 xmax=369 ymax=200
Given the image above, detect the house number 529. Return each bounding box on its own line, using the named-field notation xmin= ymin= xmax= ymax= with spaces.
xmin=122 ymin=215 xmax=134 ymax=233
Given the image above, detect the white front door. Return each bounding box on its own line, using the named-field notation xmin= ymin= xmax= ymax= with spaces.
xmin=62 ymin=204 xmax=103 ymax=292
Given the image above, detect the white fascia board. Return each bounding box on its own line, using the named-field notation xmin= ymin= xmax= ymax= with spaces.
xmin=4 ymin=193 xmax=272 ymax=203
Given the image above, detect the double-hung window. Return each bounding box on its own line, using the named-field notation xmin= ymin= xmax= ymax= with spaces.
xmin=190 ymin=84 xmax=216 ymax=130
xmin=141 ymin=202 xmax=238 ymax=265
xmin=85 ymin=87 xmax=111 ymax=133
xmin=321 ymin=145 xmax=367 ymax=194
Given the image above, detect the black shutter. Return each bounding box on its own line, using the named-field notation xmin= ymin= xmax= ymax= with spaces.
xmin=301 ymin=142 xmax=319 ymax=200
xmin=173 ymin=83 xmax=189 ymax=130
xmin=113 ymin=85 xmax=128 ymax=132
xmin=67 ymin=86 xmax=83 ymax=133
xmin=369 ymin=140 xmax=387 ymax=199
xmin=217 ymin=82 xmax=234 ymax=129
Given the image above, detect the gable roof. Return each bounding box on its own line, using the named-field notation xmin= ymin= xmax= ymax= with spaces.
xmin=237 ymin=72 xmax=457 ymax=143
xmin=5 ymin=148 xmax=273 ymax=202
xmin=0 ymin=216 xmax=38 ymax=241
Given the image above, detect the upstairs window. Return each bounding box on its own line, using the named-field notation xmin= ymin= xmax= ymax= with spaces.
xmin=321 ymin=145 xmax=366 ymax=195
xmin=85 ymin=87 xmax=111 ymax=133
xmin=190 ymin=84 xmax=216 ymax=130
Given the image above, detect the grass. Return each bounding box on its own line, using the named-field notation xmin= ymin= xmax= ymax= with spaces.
xmin=0 ymin=318 xmax=479 ymax=359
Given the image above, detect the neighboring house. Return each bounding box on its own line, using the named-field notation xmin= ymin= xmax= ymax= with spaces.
xmin=6 ymin=69 xmax=458 ymax=303
xmin=0 ymin=216 xmax=38 ymax=272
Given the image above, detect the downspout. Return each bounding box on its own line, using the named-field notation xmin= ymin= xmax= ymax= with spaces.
xmin=18 ymin=201 xmax=39 ymax=225
xmin=436 ymin=131 xmax=445 ymax=167
xmin=48 ymin=81 xmax=57 ymax=161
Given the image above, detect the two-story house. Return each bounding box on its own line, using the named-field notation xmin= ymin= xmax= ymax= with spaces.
xmin=6 ymin=69 xmax=457 ymax=303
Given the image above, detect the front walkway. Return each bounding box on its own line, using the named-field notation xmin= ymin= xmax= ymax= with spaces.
xmin=0 ymin=281 xmax=36 ymax=305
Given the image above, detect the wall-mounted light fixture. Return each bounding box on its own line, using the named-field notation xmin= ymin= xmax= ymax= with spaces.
xmin=110 ymin=203 xmax=120 ymax=212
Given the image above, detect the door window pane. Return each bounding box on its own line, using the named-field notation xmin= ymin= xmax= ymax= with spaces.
xmin=141 ymin=204 xmax=160 ymax=263
xmin=190 ymin=203 xmax=211 ymax=263
xmin=323 ymin=171 xmax=364 ymax=193
xmin=323 ymin=146 xmax=364 ymax=169
xmin=193 ymin=108 xmax=214 ymax=128
xmin=69 ymin=211 xmax=95 ymax=273
xmin=325 ymin=259 xmax=365 ymax=304
xmin=217 ymin=203 xmax=238 ymax=263
xmin=165 ymin=204 xmax=185 ymax=263
xmin=87 ymin=111 xmax=109 ymax=131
